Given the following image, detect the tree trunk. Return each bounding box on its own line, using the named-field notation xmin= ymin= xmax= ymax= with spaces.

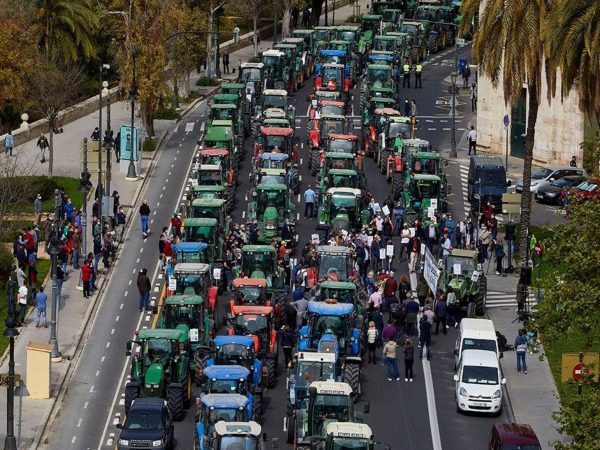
xmin=311 ymin=0 xmax=323 ymax=26
xmin=253 ymin=16 xmax=258 ymax=57
xmin=517 ymin=82 xmax=539 ymax=269
xmin=141 ymin=104 xmax=156 ymax=137
xmin=282 ymin=1 xmax=292 ymax=39
xmin=48 ymin=127 xmax=55 ymax=177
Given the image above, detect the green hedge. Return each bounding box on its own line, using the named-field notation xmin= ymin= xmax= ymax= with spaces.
xmin=142 ymin=138 xmax=157 ymax=152
xmin=196 ymin=76 xmax=219 ymax=87
xmin=153 ymin=107 xmax=181 ymax=120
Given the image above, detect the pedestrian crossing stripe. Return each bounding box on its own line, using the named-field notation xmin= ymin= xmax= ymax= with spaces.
xmin=486 ymin=291 xmax=535 ymax=308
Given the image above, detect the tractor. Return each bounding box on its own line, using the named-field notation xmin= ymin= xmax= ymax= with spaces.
xmin=194 ymin=394 xmax=251 ymax=450
xmin=168 ymin=263 xmax=219 ymax=320
xmin=156 ymin=294 xmax=214 ymax=347
xmin=378 ymin=115 xmax=414 ymax=178
xmin=254 ymin=126 xmax=298 ymax=163
xmin=313 ymin=63 xmax=351 ymax=106
xmin=360 ymin=64 xmax=395 ymax=114
xmin=319 ymin=422 xmax=390 ymax=450
xmin=230 ymin=278 xmax=269 ymax=307
xmin=226 ymin=304 xmax=279 ymax=388
xmin=381 ymin=8 xmax=404 ymax=31
xmin=287 ymin=380 xmax=367 ymax=448
xmin=307 ymin=114 xmax=348 ymax=172
xmin=209 ymin=421 xmax=265 ymax=450
xmin=368 ymin=52 xmax=400 ymax=88
xmin=124 ymin=329 xmax=192 ymax=419
xmin=196 ymin=147 xmax=236 ymax=174
xmin=189 ymin=184 xmax=226 ymax=202
xmin=386 ymin=31 xmax=414 ymax=64
xmin=252 ymin=152 xmax=299 ymax=194
xmin=247 ymin=183 xmax=295 ymax=244
xmin=207 ymin=102 xmax=245 ymax=138
xmin=399 ymin=21 xmax=428 ymax=63
xmin=315 ymin=50 xmax=354 ymax=85
xmin=292 ymin=28 xmax=317 ymax=56
xmin=307 ymin=100 xmax=347 ymax=131
xmin=254 ymin=88 xmax=295 ymax=126
xmin=315 ymin=152 xmax=363 ymax=195
xmin=402 ymin=173 xmax=448 ymax=224
xmin=287 ymin=352 xmax=338 ymax=411
xmin=220 ymin=82 xmax=253 ymax=134
xmin=274 ymin=42 xmax=304 ymax=90
xmin=314 ymin=26 xmax=336 ymax=44
xmin=201 ymin=365 xmax=262 ymax=419
xmin=238 ymin=62 xmax=265 ymax=109
xmin=440 ymin=249 xmax=487 ymax=318
xmin=318 ymin=188 xmax=369 ymax=235
xmin=200 ymin=120 xmax=240 ymax=163
xmin=235 ymin=245 xmax=286 ymax=297
xmin=335 ymin=25 xmax=363 ymax=55
xmin=283 ymin=36 xmax=313 ymax=79
xmin=261 ymin=49 xmax=290 ymax=90
xmin=414 ymin=3 xmax=458 ymax=52
xmin=315 ymin=245 xmax=355 ymax=284
xmin=193 ymin=163 xmax=235 ymax=212
xmin=359 ymin=14 xmax=383 ymax=51
xmin=183 ymin=218 xmax=225 ymax=261
xmin=187 ymin=197 xmax=230 ymax=232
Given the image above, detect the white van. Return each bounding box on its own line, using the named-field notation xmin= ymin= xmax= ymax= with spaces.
xmin=454 ymin=318 xmax=498 ymax=370
xmin=454 ymin=349 xmax=506 ymax=414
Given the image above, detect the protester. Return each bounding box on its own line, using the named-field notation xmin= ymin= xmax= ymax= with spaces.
xmin=383 ymin=338 xmax=400 ymax=381
xmin=137 ymin=268 xmax=151 ymax=312
xmin=403 ymin=339 xmax=415 ymax=382
xmin=35 ymin=286 xmax=48 ymax=327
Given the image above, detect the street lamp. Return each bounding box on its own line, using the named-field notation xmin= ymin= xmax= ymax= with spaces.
xmin=214 ymin=5 xmax=224 ymax=78
xmin=3 ymin=269 xmax=19 ymax=450
xmin=99 ymin=64 xmax=110 ymax=225
xmin=48 ymin=189 xmax=62 ymax=362
xmin=450 ymin=71 xmax=458 ymax=158
xmin=127 ymin=44 xmax=139 ymax=180
xmin=79 ymin=138 xmax=91 ymax=282
xmin=102 ymin=80 xmax=113 ymax=196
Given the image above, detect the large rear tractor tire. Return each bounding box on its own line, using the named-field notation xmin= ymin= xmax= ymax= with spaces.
xmin=343 ymin=363 xmax=361 ymax=399
xmin=124 ymin=384 xmax=139 ymax=414
xmin=476 ymin=276 xmax=487 ymax=316
xmin=380 ymin=149 xmax=389 ymax=174
xmin=265 ymin=358 xmax=277 ymax=388
xmin=467 ymin=301 xmax=476 ymax=319
xmin=311 ymin=150 xmax=320 ymax=176
xmin=286 ymin=414 xmax=296 ymax=444
xmin=427 ymin=34 xmax=438 ymax=54
xmin=392 ymin=172 xmax=403 ymax=197
xmin=253 ymin=393 xmax=263 ymax=420
xmin=274 ymin=80 xmax=285 ymax=90
xmin=167 ymin=384 xmax=184 ymax=420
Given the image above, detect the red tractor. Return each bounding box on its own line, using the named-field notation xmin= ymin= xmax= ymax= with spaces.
xmin=254 ymin=126 xmax=298 ymax=163
xmin=307 ymin=114 xmax=348 ymax=172
xmin=230 ymin=278 xmax=270 ymax=307
xmin=313 ymin=63 xmax=351 ymax=106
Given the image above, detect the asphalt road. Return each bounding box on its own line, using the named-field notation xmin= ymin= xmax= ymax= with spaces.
xmin=44 ymin=44 xmax=524 ymax=450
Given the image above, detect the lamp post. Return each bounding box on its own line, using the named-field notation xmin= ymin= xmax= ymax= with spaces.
xmin=102 ymin=80 xmax=113 ymax=196
xmin=214 ymin=5 xmax=224 ymax=78
xmin=3 ymin=269 xmax=19 ymax=450
xmin=450 ymin=71 xmax=458 ymax=158
xmin=325 ymin=0 xmax=329 ymax=26
xmin=77 ymin=138 xmax=91 ymax=290
xmin=127 ymin=44 xmax=139 ymax=180
xmin=48 ymin=189 xmax=62 ymax=362
xmin=332 ymin=0 xmax=336 ymax=25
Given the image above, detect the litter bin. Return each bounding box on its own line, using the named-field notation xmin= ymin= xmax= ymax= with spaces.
xmin=459 ymin=58 xmax=468 ymax=75
xmin=26 ymin=342 xmax=53 ymax=399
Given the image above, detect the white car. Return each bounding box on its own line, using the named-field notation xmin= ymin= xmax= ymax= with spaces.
xmin=515 ymin=167 xmax=585 ymax=193
xmin=454 ymin=349 xmax=505 ymax=415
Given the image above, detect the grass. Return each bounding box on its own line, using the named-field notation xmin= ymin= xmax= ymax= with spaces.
xmin=0 ymin=258 xmax=51 ymax=353
xmin=14 ymin=176 xmax=82 ymax=214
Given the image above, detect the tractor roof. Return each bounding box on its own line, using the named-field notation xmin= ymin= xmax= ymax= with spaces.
xmin=164 ymin=294 xmax=204 ymax=306
xmin=138 ymin=328 xmax=184 ymax=341
xmin=260 ymin=152 xmax=289 ymax=161
xmin=327 ymin=187 xmax=362 ymax=196
xmin=263 ymin=88 xmax=288 ymax=96
xmin=211 ymin=104 xmax=237 ymax=110
xmin=328 ymin=168 xmax=358 ymax=176
xmin=274 ymin=43 xmax=296 ymax=49
xmin=214 ymin=93 xmax=239 ymax=101
xmin=363 ymin=14 xmax=383 ymax=19
xmin=190 ymin=198 xmax=226 ymax=207
xmin=183 ymin=217 xmax=219 ymax=227
xmin=214 ymin=335 xmax=255 ymax=347
xmin=240 ymin=62 xmax=264 ymax=69
xmin=369 ymin=96 xmax=395 ymax=104
xmin=309 ymin=380 xmax=353 ymax=395
xmin=204 ymin=126 xmax=233 ymax=141
xmin=201 ymin=148 xmax=229 ymax=157
xmin=203 ymin=365 xmax=250 ymax=380
xmin=388 ymin=116 xmax=412 ymax=123
xmin=260 ymin=126 xmax=294 ymax=137
xmin=200 ymin=393 xmax=249 ymax=409
xmin=232 ymin=278 xmax=267 ymax=288
xmin=369 ymin=53 xmax=395 ymax=63
xmin=412 ymin=151 xmax=441 ymax=159
xmin=329 ymin=133 xmax=359 ymax=141
xmin=315 ymin=90 xmax=341 ymax=100
xmin=326 ymin=422 xmax=373 ymax=440
xmin=173 ymin=242 xmax=209 ymax=252
xmin=283 ymin=37 xmax=304 ymax=43
xmin=323 ymin=63 xmax=345 ymax=69
xmin=320 ymin=281 xmax=356 ymax=290
xmin=263 ymin=49 xmax=284 ymax=57
xmin=263 ymin=108 xmax=287 ymax=119
xmin=320 ymin=113 xmax=346 ymax=120
xmin=242 ymin=245 xmax=276 ymax=253
xmin=337 ymin=25 xmax=359 ymax=31
xmin=193 ymin=185 xmax=225 ymax=192
xmin=230 ymin=305 xmax=274 ymax=316
xmin=308 ymin=300 xmax=354 ymax=316
xmin=293 ymin=29 xmax=314 ymax=35
xmin=330 ymin=39 xmax=350 ymax=45
xmin=319 ymin=100 xmax=346 ymax=108
xmin=413 ymin=174 xmax=441 ymax=181
xmin=198 ymin=163 xmax=221 ymax=171
xmin=374 ymin=107 xmax=401 ymax=116
xmin=375 ymin=35 xmax=398 ymax=41
xmin=367 ymin=64 xmax=392 ymax=70
xmin=320 ymin=49 xmax=346 ymax=57
xmin=220 ymin=82 xmax=245 ymax=90
xmin=263 ymin=118 xmax=291 ymax=126
xmin=174 ymin=262 xmax=210 ymax=273
xmin=317 ymin=245 xmax=352 ymax=255
xmin=325 ymin=152 xmax=354 ymax=159
xmin=296 ymin=351 xmax=337 ymax=364
xmin=214 ymin=421 xmax=261 ymax=437
xmin=450 ymin=249 xmax=479 ymax=258
xmin=259 ymin=168 xmax=286 ymax=177
xmin=256 ymin=182 xmax=288 ymax=191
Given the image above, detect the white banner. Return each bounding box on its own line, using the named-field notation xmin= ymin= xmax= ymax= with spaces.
xmin=423 ymin=246 xmax=440 ymax=295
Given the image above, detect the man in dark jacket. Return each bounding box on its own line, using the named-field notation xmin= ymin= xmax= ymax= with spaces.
xmin=419 ymin=315 xmax=432 ymax=360
xmin=278 ymin=325 xmax=296 ymax=367
xmin=383 ymin=275 xmax=398 ymax=313
xmin=137 ymin=268 xmax=151 ymax=311
xmin=139 ymin=200 xmax=151 ymax=238
xmin=434 ymin=297 xmax=448 ymax=335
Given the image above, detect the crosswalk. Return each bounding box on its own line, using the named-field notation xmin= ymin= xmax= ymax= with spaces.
xmin=459 ymin=164 xmax=504 ymax=223
xmin=486 ymin=290 xmax=535 ymax=309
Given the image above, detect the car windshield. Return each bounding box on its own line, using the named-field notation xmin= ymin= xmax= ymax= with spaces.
xmin=263 ymin=95 xmax=286 ymax=109
xmin=338 ymin=31 xmax=356 ymax=43
xmin=480 ymin=169 xmax=506 ymax=186
xmin=375 ymin=39 xmax=395 ymax=51
xmin=296 ymin=361 xmax=335 ymax=388
xmin=323 ymin=67 xmax=343 ymax=84
xmin=413 ymin=180 xmax=439 ymax=199
xmin=242 ymin=251 xmax=273 ymax=275
xmin=314 ymin=315 xmax=345 ymax=338
xmin=219 ymin=436 xmax=258 ymax=450
xmin=236 ymin=314 xmax=268 ymax=333
xmin=446 ymin=257 xmax=474 ymax=275
xmin=462 ymin=365 xmax=499 ymax=385
xmin=532 ymin=168 xmax=553 ymax=180
xmin=264 ymin=135 xmax=287 ymax=152
xmin=209 ymin=379 xmax=240 ymax=394
xmin=367 ymin=68 xmax=390 ymax=83
xmin=461 ymin=338 xmax=497 ymax=353
xmin=240 ymin=68 xmax=262 ymax=82
xmin=576 ymin=181 xmax=599 ymax=192
xmin=216 ymin=343 xmax=250 ymax=365
xmin=332 ymin=439 xmax=370 ymax=450
xmin=125 ymin=411 xmax=164 ymax=430
xmin=318 ymin=254 xmax=349 ymax=280
xmin=388 ymin=122 xmax=410 ymax=138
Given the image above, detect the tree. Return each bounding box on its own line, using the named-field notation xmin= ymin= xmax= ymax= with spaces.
xmin=29 ymin=0 xmax=98 ymax=62
xmin=0 ymin=155 xmax=36 ymax=243
xmin=235 ymin=0 xmax=269 ymax=57
xmin=553 ymin=383 xmax=600 ymax=450
xmin=310 ymin=0 xmax=323 ymax=27
xmin=29 ymin=57 xmax=84 ymax=176
xmin=545 ymin=0 xmax=600 ymax=123
xmin=459 ymin=0 xmax=553 ymax=269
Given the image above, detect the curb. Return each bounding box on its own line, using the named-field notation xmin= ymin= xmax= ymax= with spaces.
xmin=32 ymin=87 xmax=220 ymax=450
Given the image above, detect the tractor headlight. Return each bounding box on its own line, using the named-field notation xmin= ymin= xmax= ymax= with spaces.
xmin=118 ymin=439 xmax=129 ymax=446
xmin=152 ymin=439 xmax=164 ymax=447
xmin=145 ymin=383 xmax=152 ymax=388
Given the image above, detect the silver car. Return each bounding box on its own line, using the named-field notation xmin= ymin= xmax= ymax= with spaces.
xmin=515 ymin=166 xmax=586 ymax=193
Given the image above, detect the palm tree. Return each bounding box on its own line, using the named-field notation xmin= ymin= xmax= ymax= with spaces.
xmin=32 ymin=0 xmax=97 ymax=62
xmin=545 ymin=0 xmax=600 ymax=122
xmin=459 ymin=0 xmax=552 ymax=269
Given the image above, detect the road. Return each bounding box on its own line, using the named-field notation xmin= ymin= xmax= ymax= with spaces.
xmin=45 ymin=44 xmax=523 ymax=450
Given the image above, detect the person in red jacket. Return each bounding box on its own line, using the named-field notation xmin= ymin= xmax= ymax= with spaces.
xmin=170 ymin=213 xmax=182 ymax=240
xmin=383 ymin=273 xmax=398 ymax=313
xmin=81 ymin=262 xmax=93 ymax=298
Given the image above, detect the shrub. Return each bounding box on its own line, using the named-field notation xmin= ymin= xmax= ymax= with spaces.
xmin=0 ymin=245 xmax=14 ymax=286
xmin=196 ymin=76 xmax=219 ymax=87
xmin=142 ymin=138 xmax=157 ymax=152
xmin=153 ymin=108 xmax=181 ymax=120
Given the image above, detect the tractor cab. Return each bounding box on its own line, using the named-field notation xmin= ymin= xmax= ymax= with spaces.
xmin=317 ymin=281 xmax=358 ymax=307
xmin=368 ymin=51 xmax=397 ymax=76
xmin=310 ymin=114 xmax=348 ymax=150
xmin=403 ymin=173 xmax=446 ymax=223
xmin=320 ymin=168 xmax=360 ymax=194
xmin=327 ymin=133 xmax=361 ymax=156
xmin=309 ymin=99 xmax=346 ymax=122
xmin=208 ymin=336 xmax=263 ymax=388
xmin=316 ymin=49 xmax=350 ymax=78
xmin=212 ymin=93 xmax=239 ymax=107
xmin=190 ymin=184 xmax=226 ymax=201
xmin=194 ymin=394 xmax=250 ymax=450
xmin=292 ymin=28 xmax=316 ymax=53
xmin=196 ymin=163 xmax=230 ymax=186
xmin=360 ymin=15 xmax=383 ymax=45
xmin=299 ymin=302 xmax=359 ymax=356
xmin=315 ymin=63 xmax=350 ymax=104
xmin=402 ymin=138 xmax=430 ymax=156
xmin=172 ymin=242 xmax=209 ymax=265
xmin=316 ymin=245 xmax=354 ymax=283
xmin=171 ymin=262 xmax=215 ymax=302
xmin=197 ymin=148 xmax=231 ymax=166
xmin=314 ymin=26 xmax=336 ymax=44
xmin=219 ymin=83 xmax=249 ymax=112
xmin=382 ymin=8 xmax=404 ymax=31
xmin=317 ymin=152 xmax=359 ymax=184
xmin=261 ymin=49 xmax=288 ymax=90
xmin=189 ymin=198 xmax=228 ymax=224
xmin=201 ymin=121 xmax=236 ymax=155
xmin=365 ymin=64 xmax=393 ymax=87
xmin=201 ymin=365 xmax=252 ymax=396
xmin=373 ymin=35 xmax=398 ymax=52
xmin=288 ymin=352 xmax=337 ymax=409
xmin=335 ymin=25 xmax=361 ymax=52
xmin=211 ymin=421 xmax=264 ymax=450
xmin=238 ymin=62 xmax=265 ymax=102
xmin=248 ymin=183 xmax=295 ymax=243
xmin=227 ymin=305 xmax=277 ymax=357
xmin=262 ymin=116 xmax=292 ymax=130
xmin=208 ymin=104 xmax=240 ymax=134
xmin=318 ymin=187 xmax=369 ymax=234
xmin=158 ymin=294 xmax=213 ymax=347
xmin=282 ymin=36 xmax=312 ymax=76
xmin=182 ymin=218 xmax=223 ymax=261
xmin=257 ymin=152 xmax=290 ymax=171
xmin=257 ymin=89 xmax=290 ymax=118
xmin=236 ymin=245 xmax=285 ymax=294
xmin=255 ymin=126 xmax=296 ymax=162
xmin=406 ymin=151 xmax=444 ymax=177
xmin=323 ymin=422 xmax=381 ymax=450
xmin=231 ymin=278 xmax=269 ymax=306
xmin=441 ymin=249 xmax=487 ymax=317
xmin=328 ymin=39 xmax=351 ymax=56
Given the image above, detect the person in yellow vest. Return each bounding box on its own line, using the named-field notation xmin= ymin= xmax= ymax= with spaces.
xmin=415 ymin=63 xmax=423 ymax=88
xmin=402 ymin=63 xmax=411 ymax=88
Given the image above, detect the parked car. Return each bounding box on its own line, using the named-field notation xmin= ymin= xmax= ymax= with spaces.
xmin=535 ymin=175 xmax=586 ymax=204
xmin=489 ymin=423 xmax=541 ymax=449
xmin=516 ymin=167 xmax=585 ymax=193
xmin=117 ymin=398 xmax=174 ymax=450
xmin=572 ymin=178 xmax=600 ymax=202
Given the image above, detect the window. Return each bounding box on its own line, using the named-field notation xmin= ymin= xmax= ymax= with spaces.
xmin=125 ymin=411 xmax=164 ymax=430
xmin=219 ymin=436 xmax=258 ymax=450
xmin=531 ymin=168 xmax=553 ymax=180
xmin=461 ymin=338 xmax=497 ymax=353
xmin=461 ymin=365 xmax=499 ymax=385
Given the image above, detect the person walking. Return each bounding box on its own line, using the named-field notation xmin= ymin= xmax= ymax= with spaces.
xmin=37 ymin=133 xmax=49 ymax=163
xmin=35 ymin=286 xmax=48 ymax=327
xmin=34 ymin=194 xmax=43 ymax=224
xmin=115 ymin=130 xmax=121 ymax=162
xmin=4 ymin=131 xmax=14 ymax=156
xmin=383 ymin=338 xmax=400 ymax=381
xmin=468 ymin=126 xmax=477 ymax=155
xmin=81 ymin=261 xmax=93 ymax=298
xmin=410 ymin=99 xmax=417 ymax=117
xmin=278 ymin=325 xmax=296 ymax=368
xmin=494 ymin=238 xmax=505 ymax=275
xmin=462 ymin=65 xmax=471 ymax=88
xmin=404 ymin=293 xmax=420 ymax=336
xmin=403 ymin=98 xmax=410 ymax=117
xmin=470 ymin=83 xmax=477 ymax=112
xmin=303 ymin=185 xmax=315 ymax=219
xmin=137 ymin=268 xmax=151 ymax=312
xmin=366 ymin=321 xmax=379 ymax=364
xmin=115 ymin=206 xmax=126 ymax=243
xmin=415 ymin=63 xmax=423 ymax=88
xmin=222 ymin=52 xmax=230 ymax=74
xmin=17 ymin=283 xmax=28 ymax=325
xmin=139 ymin=199 xmax=150 ymax=238
xmin=434 ymin=296 xmax=448 ymax=335
xmin=91 ymin=127 xmax=100 ymax=141
xmin=569 ymin=155 xmax=577 ymax=167
xmin=419 ymin=315 xmax=432 ymax=360
xmin=403 ymin=339 xmax=415 ymax=382
xmin=515 ymin=329 xmax=528 ymax=374
xmin=402 ymin=63 xmax=411 ymax=88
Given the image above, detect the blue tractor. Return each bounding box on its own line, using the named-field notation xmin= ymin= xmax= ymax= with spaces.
xmin=202 ymin=365 xmax=263 ymax=419
xmin=194 ymin=393 xmax=250 ymax=450
xmin=202 ymin=335 xmax=263 ymax=389
xmin=298 ymin=301 xmax=363 ymax=396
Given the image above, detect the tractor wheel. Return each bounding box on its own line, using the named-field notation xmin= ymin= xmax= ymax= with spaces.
xmin=265 ymin=358 xmax=277 ymax=388
xmin=124 ymin=384 xmax=139 ymax=414
xmin=343 ymin=362 xmax=361 ymax=398
xmin=380 ymin=149 xmax=389 ymax=174
xmin=446 ymin=30 xmax=455 ymax=49
xmin=307 ymin=119 xmax=314 ymax=133
xmin=359 ymin=92 xmax=367 ymax=115
xmin=311 ymin=150 xmax=320 ymax=176
xmin=427 ymin=33 xmax=438 ymax=54
xmin=183 ymin=371 xmax=192 ymax=408
xmin=359 ymin=172 xmax=367 ymax=189
xmin=392 ymin=172 xmax=403 ymax=197
xmin=286 ymin=414 xmax=296 ymax=444
xmin=476 ymin=276 xmax=487 ymax=316
xmin=307 ymin=149 xmax=313 ymax=169
xmin=167 ymin=384 xmax=184 ymax=420
xmin=253 ymin=393 xmax=263 ymax=420
xmin=466 ymin=301 xmax=476 ymax=319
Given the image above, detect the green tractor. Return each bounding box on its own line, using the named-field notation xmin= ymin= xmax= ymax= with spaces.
xmin=401 ymin=173 xmax=448 ymax=224
xmin=359 ymin=14 xmax=383 ymax=51
xmin=385 ymin=31 xmax=414 ymax=64
xmin=371 ymin=0 xmax=403 ymax=15
xmin=187 ymin=197 xmax=230 ymax=232
xmin=377 ymin=115 xmax=413 ymax=176
xmin=440 ymin=249 xmax=487 ymax=318
xmin=274 ymin=42 xmax=303 ymax=90
xmin=314 ymin=26 xmax=336 ymax=45
xmin=261 ymin=49 xmax=290 ymax=91
xmin=414 ymin=3 xmax=458 ymax=52
xmin=312 ymin=245 xmax=356 ymax=286
xmin=200 ymin=120 xmax=240 ymax=166
xmin=189 ymin=184 xmax=226 ymax=201
xmin=335 ymin=25 xmax=365 ymax=65
xmin=169 ymin=262 xmax=222 ymax=314
xmin=124 ymin=329 xmax=192 ymax=419
xmin=315 ymin=151 xmax=363 ymax=194
xmin=193 ymin=163 xmax=235 ymax=212
xmin=360 ymin=64 xmax=395 ymax=117
xmin=238 ymin=62 xmax=265 ymax=109
xmin=283 ymin=37 xmax=313 ymax=79
xmin=248 ymin=183 xmax=295 ymax=244
xmin=318 ymin=188 xmax=369 ymax=234
xmin=381 ymin=8 xmax=404 ymax=31
xmin=253 ymin=88 xmax=295 ymax=135
xmin=399 ymin=21 xmax=428 ymax=62
xmin=183 ymin=218 xmax=224 ymax=262
xmin=212 ymin=90 xmax=250 ymax=137
xmin=234 ymin=245 xmax=286 ymax=297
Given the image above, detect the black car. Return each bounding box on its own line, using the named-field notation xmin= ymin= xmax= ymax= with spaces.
xmin=535 ymin=175 xmax=586 ymax=204
xmin=117 ymin=398 xmax=174 ymax=450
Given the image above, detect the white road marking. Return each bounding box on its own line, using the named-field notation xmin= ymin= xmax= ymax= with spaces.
xmin=168 ymin=171 xmax=172 ymax=176
xmin=111 ymin=329 xmax=115 ymax=335
xmin=428 ymin=128 xmax=437 ymax=131
xmin=153 ymin=211 xmax=157 ymax=216
xmin=140 ymin=247 xmax=144 ymax=253
xmin=300 ymin=158 xmax=303 ymax=165
xmin=77 ymin=418 xmax=82 ymax=427
xmin=242 ymin=211 xmax=246 ymax=219
xmin=426 ymin=119 xmax=434 ymax=123
xmin=101 ymin=356 xmax=105 ymax=363
xmin=84 ymin=401 xmax=88 ymax=409
xmin=443 ymin=128 xmax=451 ymax=131
xmin=299 ymin=175 xmax=302 ymax=181
xmin=71 ymin=436 xmax=76 ymax=444
xmin=89 ymin=385 xmax=94 ymax=393
xmin=156 ymin=201 xmax=160 ymax=206
xmin=115 ymin=316 xmax=120 ymax=322
xmin=165 ymin=179 xmax=169 ymax=183
xmin=128 ymin=279 xmax=132 ymax=286
xmin=297 ymin=194 xmax=301 ymax=202
xmin=95 ymin=371 xmax=100 ymax=377
xmin=106 ymin=342 xmax=110 ymax=348
xmin=296 ymin=213 xmax=300 ymax=221
xmin=136 ymin=258 xmax=140 ymax=263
